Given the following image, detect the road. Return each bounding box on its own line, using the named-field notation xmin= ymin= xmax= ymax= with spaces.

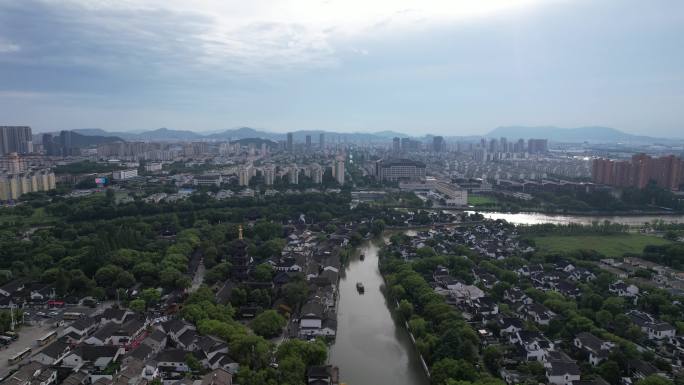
xmin=190 ymin=259 xmax=205 ymax=292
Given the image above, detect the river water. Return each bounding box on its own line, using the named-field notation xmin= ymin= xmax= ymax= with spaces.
xmin=329 ymin=239 xmax=429 ymax=385
xmin=465 ymin=211 xmax=684 ymax=226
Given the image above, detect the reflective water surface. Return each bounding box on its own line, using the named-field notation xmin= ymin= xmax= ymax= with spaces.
xmin=466 ymin=211 xmax=684 ymax=226
xmin=329 ymin=240 xmax=429 ymax=385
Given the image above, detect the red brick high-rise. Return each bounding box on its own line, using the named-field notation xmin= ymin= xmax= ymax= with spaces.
xmin=591 ymin=154 xmax=684 ymax=190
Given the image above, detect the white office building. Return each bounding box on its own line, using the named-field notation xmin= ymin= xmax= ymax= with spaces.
xmin=112 ymin=169 xmax=139 ymax=180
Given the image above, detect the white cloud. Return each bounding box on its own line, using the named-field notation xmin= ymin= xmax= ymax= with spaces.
xmin=31 ymin=0 xmax=555 ymax=73
xmin=0 ymin=38 xmax=19 ymax=53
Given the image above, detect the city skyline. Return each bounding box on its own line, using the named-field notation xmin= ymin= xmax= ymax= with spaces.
xmin=1 ymin=0 xmax=683 ymax=136
xmin=21 ymin=125 xmax=684 ymax=142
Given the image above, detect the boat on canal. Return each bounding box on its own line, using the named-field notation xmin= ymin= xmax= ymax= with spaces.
xmin=356 ymin=282 xmax=365 ymax=293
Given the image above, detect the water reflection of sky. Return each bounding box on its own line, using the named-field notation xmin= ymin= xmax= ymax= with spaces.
xmin=466 ymin=211 xmax=684 ymax=226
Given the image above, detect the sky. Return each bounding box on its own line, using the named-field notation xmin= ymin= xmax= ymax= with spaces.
xmin=0 ymin=0 xmax=683 ymax=137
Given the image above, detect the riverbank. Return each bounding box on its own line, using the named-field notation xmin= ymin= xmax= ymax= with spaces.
xmin=392 ymin=299 xmax=431 ymax=379
xmin=328 ymin=239 xmax=429 ymax=385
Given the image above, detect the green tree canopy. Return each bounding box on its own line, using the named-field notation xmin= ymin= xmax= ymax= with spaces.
xmin=251 ymin=310 xmax=287 ymax=338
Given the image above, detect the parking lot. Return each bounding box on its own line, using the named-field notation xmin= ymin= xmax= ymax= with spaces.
xmin=0 ymin=322 xmax=58 ymax=378
xmin=0 ymin=301 xmax=112 ymax=380
xmin=23 ymin=303 xmax=104 ymax=325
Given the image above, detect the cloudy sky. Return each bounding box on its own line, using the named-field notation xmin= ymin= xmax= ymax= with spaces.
xmin=0 ymin=0 xmax=683 ymax=136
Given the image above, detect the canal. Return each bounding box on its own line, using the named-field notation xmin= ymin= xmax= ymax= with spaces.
xmin=329 ymin=239 xmax=429 ymax=385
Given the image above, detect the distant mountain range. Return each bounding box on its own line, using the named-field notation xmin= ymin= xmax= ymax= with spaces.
xmin=70 ymin=127 xmax=205 ymax=141
xmin=68 ymin=131 xmax=125 ymax=147
xmin=485 ymin=126 xmax=674 ymax=143
xmin=61 ymin=125 xmax=677 ymax=144
xmin=35 ymin=130 xmax=124 ymax=148
xmin=69 ymin=127 xmax=412 ymax=142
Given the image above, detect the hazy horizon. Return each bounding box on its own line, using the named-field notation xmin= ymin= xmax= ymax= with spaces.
xmin=28 ymin=125 xmax=684 ymax=141
xmin=1 ymin=0 xmax=683 ymax=136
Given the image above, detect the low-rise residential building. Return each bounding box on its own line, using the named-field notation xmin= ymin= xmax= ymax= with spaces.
xmin=573 ymin=332 xmax=615 ymax=366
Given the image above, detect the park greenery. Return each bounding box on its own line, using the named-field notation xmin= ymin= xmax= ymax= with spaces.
xmin=531 ymin=234 xmax=671 ymax=257
xmin=0 ymin=190 xmax=358 ymax=300
xmin=467 ymin=195 xmax=498 ymax=207
xmin=518 ymin=222 xmax=684 ymax=268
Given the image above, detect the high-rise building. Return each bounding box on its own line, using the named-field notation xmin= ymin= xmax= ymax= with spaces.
xmin=592 ymin=158 xmax=615 ymax=185
xmin=287 ymin=132 xmax=294 ymax=152
xmin=319 ymin=133 xmax=325 ymax=149
xmin=335 ymin=158 xmax=345 ymax=185
xmin=514 ymin=138 xmax=526 ymax=153
xmin=0 ymin=126 xmax=33 ymax=155
xmin=311 ymin=164 xmax=323 ymax=184
xmin=488 ymin=138 xmax=498 ymax=153
xmin=288 ymin=164 xmax=299 ymax=184
xmin=0 ymin=170 xmax=56 ymax=201
xmin=42 ymin=133 xmax=57 ymax=155
xmin=305 ymin=135 xmax=312 ymax=150
xmin=500 ymin=137 xmax=508 ymax=153
xmin=592 ymin=154 xmax=684 ymax=190
xmin=432 ymin=136 xmax=445 ymax=152
xmin=263 ymin=166 xmax=275 ymax=185
xmin=239 ymin=165 xmax=252 ymax=186
xmin=59 ymin=130 xmax=75 ymax=156
xmin=392 ymin=137 xmax=401 ymax=153
xmin=401 ymin=138 xmax=410 ymax=152
xmin=400 ymin=138 xmax=420 ymax=152
xmin=0 ymin=153 xmax=26 ymax=173
xmin=527 ymin=139 xmax=548 ymax=154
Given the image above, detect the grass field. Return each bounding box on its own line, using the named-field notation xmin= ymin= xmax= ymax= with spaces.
xmin=468 ymin=195 xmax=497 ymax=206
xmin=532 ymin=233 xmax=672 ymax=256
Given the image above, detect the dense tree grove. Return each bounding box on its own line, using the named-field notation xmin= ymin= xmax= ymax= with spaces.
xmin=380 ymin=250 xmax=504 ymax=385
xmin=0 ymin=191 xmax=368 ymax=290
xmin=642 ymin=244 xmax=684 ymax=270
